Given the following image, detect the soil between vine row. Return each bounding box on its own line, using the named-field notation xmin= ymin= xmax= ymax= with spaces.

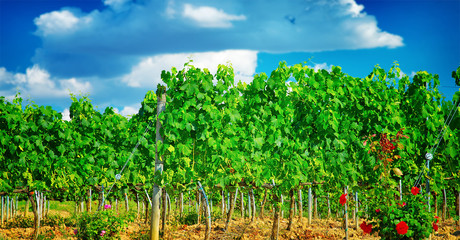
xmin=1 ymin=215 xmax=459 ymax=239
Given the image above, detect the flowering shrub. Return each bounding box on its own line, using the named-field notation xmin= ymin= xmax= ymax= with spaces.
xmin=360 ymin=221 xmax=373 ymax=234
xmin=362 ymin=130 xmax=436 ymax=239
xmin=74 ymin=208 xmax=134 ymax=240
xmin=367 ymin=190 xmax=436 ymax=239
xmin=339 ymin=194 xmax=347 ymax=206
xmin=395 ymin=221 xmax=408 ymax=235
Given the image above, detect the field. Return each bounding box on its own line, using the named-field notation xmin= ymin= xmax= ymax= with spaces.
xmin=2 ymin=64 xmax=460 ymax=240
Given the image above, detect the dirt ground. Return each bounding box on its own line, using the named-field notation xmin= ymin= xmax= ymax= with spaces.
xmin=1 ymin=215 xmax=459 ymax=240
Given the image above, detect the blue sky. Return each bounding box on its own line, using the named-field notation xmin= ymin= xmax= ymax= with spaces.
xmin=1 ymin=0 xmax=459 ymax=119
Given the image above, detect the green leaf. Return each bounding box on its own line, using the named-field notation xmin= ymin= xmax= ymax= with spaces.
xmin=167 ymin=145 xmax=175 ymax=153
xmin=254 ymin=137 xmax=264 ymax=149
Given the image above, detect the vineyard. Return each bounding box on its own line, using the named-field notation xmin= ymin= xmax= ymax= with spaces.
xmin=1 ymin=61 xmax=460 ymax=239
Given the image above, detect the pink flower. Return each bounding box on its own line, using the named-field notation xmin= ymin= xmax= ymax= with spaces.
xmin=375 ymin=209 xmax=380 ymax=213
xmin=73 ymin=229 xmax=78 ymax=235
xmin=104 ymin=204 xmax=111 ymax=210
xmin=100 ymin=230 xmax=106 ymax=236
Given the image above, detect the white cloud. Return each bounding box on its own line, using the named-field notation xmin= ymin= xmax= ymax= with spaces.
xmin=310 ymin=62 xmax=333 ymax=72
xmin=34 ymin=10 xmax=90 ymax=36
xmin=122 ymin=50 xmax=258 ymax=88
xmin=30 ymin=0 xmax=403 ymax=79
xmin=114 ymin=104 xmax=139 ymax=118
xmin=182 ymin=3 xmax=246 ymax=28
xmin=0 ymin=67 xmax=15 ymax=84
xmin=340 ymin=0 xmax=365 ymax=17
xmin=0 ymin=65 xmax=91 ymax=99
xmin=346 ymin=21 xmax=403 ymax=49
xmin=61 ymin=108 xmax=71 ymax=121
xmin=0 ymin=0 xmax=407 ymax=115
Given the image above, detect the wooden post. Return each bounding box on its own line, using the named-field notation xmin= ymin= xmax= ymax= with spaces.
xmin=221 ymin=190 xmax=225 ymax=219
xmin=136 ymin=193 xmax=140 ymax=219
xmin=298 ymin=189 xmax=303 ymax=222
xmin=240 ymin=190 xmax=244 ymax=218
xmin=167 ymin=193 xmax=171 ymax=221
xmin=286 ymin=189 xmax=295 ymax=230
xmin=344 ymin=187 xmax=348 ymax=240
xmin=125 ymin=193 xmax=129 ymax=212
xmin=149 ymin=88 xmax=165 ymax=240
xmin=248 ymin=191 xmax=252 ymax=219
xmin=29 ymin=191 xmax=40 ymax=240
xmin=161 ymin=189 xmax=167 ymax=232
xmin=442 ymin=189 xmax=447 ymax=221
xmin=6 ymin=196 xmax=9 ymax=221
xmin=179 ymin=192 xmax=183 ymax=218
xmin=251 ymin=189 xmax=256 ymax=222
xmin=1 ymin=195 xmax=4 ymax=225
xmin=308 ymin=188 xmax=312 ymax=225
xmin=355 ymin=191 xmax=358 ymax=230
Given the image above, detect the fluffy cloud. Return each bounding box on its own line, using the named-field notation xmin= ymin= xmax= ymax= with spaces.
xmin=114 ymin=104 xmax=140 ymax=118
xmin=122 ymin=50 xmax=258 ymax=88
xmin=310 ymin=62 xmax=333 ymax=72
xmin=31 ymin=0 xmax=403 ymax=79
xmin=1 ymin=0 xmax=406 ymax=114
xmin=340 ymin=0 xmax=365 ymax=17
xmin=61 ymin=108 xmax=71 ymax=121
xmin=34 ymin=10 xmax=92 ymax=36
xmin=182 ymin=4 xmax=246 ymax=28
xmin=0 ymin=65 xmax=91 ymax=99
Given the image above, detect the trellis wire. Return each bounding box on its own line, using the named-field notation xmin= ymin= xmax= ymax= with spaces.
xmin=413 ymin=99 xmax=459 ymax=188
xmin=100 ymin=119 xmax=155 ymax=209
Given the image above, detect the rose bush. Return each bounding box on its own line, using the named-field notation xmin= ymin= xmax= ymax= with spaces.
xmin=362 ymin=130 xmax=436 ymax=239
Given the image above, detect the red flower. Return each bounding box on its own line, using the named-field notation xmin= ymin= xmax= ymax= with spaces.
xmin=339 ymin=194 xmax=347 ymax=206
xmin=434 ymin=216 xmax=439 ymax=223
xmin=411 ymin=186 xmax=420 ymax=196
xmin=375 ymin=209 xmax=380 ymax=213
xmin=389 ymin=143 xmax=395 ymax=150
xmin=397 ymin=202 xmax=406 ymax=207
xmin=396 ymin=221 xmax=409 ymax=235
xmin=360 ymin=221 xmax=373 ymax=234
xmin=432 ymin=222 xmax=438 ymax=231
